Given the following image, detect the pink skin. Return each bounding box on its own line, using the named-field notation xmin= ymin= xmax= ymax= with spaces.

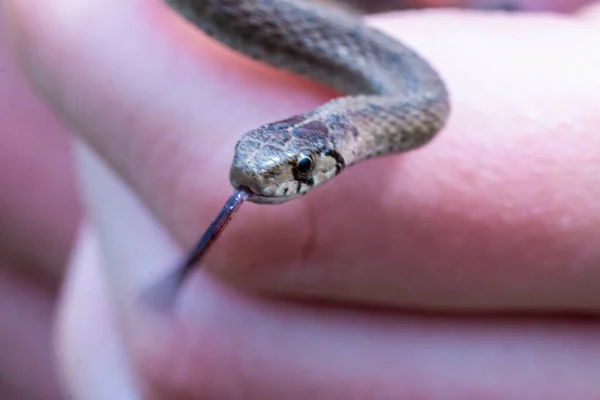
xmin=2 ymin=0 xmax=600 ymax=398
xmin=0 ymin=16 xmax=80 ymax=400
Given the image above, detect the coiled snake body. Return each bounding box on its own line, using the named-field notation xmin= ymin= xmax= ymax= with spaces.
xmin=166 ymin=0 xmax=450 ymax=204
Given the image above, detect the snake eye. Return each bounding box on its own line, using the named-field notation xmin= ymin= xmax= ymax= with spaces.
xmin=295 ymin=150 xmax=314 ymax=174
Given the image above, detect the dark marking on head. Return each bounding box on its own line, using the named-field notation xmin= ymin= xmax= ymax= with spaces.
xmin=283 ymin=187 xmax=289 ymax=196
xmin=268 ymin=114 xmax=307 ymax=130
xmin=301 ymin=120 xmax=329 ymax=136
xmin=295 ymin=181 xmax=302 ymax=194
xmin=278 ymin=130 xmax=293 ymax=145
xmin=291 ymin=126 xmax=327 ymax=142
xmin=325 ymin=148 xmax=346 ymax=175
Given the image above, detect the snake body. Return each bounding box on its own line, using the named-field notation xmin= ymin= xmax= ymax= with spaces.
xmin=166 ymin=0 xmax=450 ymax=204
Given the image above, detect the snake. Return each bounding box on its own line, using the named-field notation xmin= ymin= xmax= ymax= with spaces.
xmin=140 ymin=0 xmax=453 ymax=302
xmin=165 ymin=0 xmax=451 ymax=205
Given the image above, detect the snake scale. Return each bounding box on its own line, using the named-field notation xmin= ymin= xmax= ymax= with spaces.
xmin=166 ymin=0 xmax=450 ymax=204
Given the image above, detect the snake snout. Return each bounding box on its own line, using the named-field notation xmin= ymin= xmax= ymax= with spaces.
xmin=229 ymin=165 xmax=264 ymax=197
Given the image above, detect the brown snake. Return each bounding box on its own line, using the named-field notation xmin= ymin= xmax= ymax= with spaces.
xmin=167 ymin=0 xmax=450 ymax=204
xmin=150 ymin=0 xmax=451 ymax=301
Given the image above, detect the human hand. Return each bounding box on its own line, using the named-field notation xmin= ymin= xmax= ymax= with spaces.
xmin=2 ymin=0 xmax=600 ymax=398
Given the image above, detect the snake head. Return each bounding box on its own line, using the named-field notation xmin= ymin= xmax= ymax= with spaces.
xmin=229 ymin=115 xmax=346 ymax=204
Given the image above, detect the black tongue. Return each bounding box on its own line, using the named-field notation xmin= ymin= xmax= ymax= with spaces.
xmin=138 ymin=189 xmax=249 ymax=315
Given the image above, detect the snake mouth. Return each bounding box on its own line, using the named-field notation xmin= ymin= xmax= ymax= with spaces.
xmin=231 ymin=167 xmax=302 ymax=204
xmin=235 ymin=186 xmax=283 ymax=204
xmin=234 ymin=184 xmax=268 ymax=202
xmin=234 ymin=184 xmax=299 ymax=205
xmin=235 ymin=184 xmax=260 ymax=198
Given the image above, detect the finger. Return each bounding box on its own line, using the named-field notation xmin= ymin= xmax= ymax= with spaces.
xmin=0 ymin=11 xmax=79 ymax=399
xmin=54 ymin=222 xmax=142 ymax=399
xmin=0 ymin=18 xmax=81 ymax=282
xmin=141 ymin=300 xmax=600 ymax=399
xmin=5 ymin=1 xmax=600 ymax=309
xmin=54 ymin=149 xmax=600 ymax=400
xmin=54 ymin=154 xmax=600 ymax=399
xmin=0 ymin=265 xmax=63 ymax=400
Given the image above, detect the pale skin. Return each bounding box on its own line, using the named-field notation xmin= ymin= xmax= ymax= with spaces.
xmin=1 ymin=0 xmax=600 ymax=398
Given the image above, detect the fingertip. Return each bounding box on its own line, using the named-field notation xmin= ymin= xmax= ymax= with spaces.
xmin=56 ymin=222 xmax=142 ymax=399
